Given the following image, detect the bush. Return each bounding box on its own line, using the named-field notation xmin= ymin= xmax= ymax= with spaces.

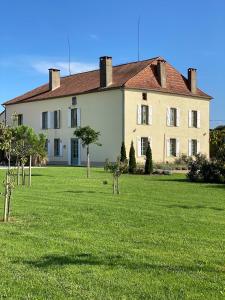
xmin=144 ymin=142 xmax=153 ymax=175
xmin=187 ymin=154 xmax=225 ymax=183
xmin=129 ymin=141 xmax=136 ymax=174
xmin=120 ymin=142 xmax=127 ymax=162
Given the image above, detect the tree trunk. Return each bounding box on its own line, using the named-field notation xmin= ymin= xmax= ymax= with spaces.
xmin=87 ymin=146 xmax=90 ymax=178
xmin=22 ymin=164 xmax=25 ymax=185
xmin=3 ymin=173 xmax=9 ymax=222
xmin=113 ymin=176 xmax=116 ymax=194
xmin=116 ymin=176 xmax=120 ymax=194
xmin=17 ymin=162 xmax=20 ymax=186
xmin=29 ymin=155 xmax=32 ymax=187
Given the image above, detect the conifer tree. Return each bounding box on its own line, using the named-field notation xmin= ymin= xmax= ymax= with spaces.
xmin=144 ymin=142 xmax=153 ymax=175
xmin=120 ymin=141 xmax=127 ymax=162
xmin=129 ymin=141 xmax=136 ymax=174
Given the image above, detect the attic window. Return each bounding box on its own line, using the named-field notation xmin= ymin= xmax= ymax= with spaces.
xmin=72 ymin=97 xmax=77 ymax=106
xmin=142 ymin=93 xmax=147 ymax=100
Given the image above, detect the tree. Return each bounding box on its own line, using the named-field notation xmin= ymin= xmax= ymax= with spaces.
xmin=107 ymin=158 xmax=127 ymax=194
xmin=128 ymin=141 xmax=136 ymax=174
xmin=74 ymin=126 xmax=101 ymax=178
xmin=0 ymin=123 xmax=13 ymax=169
xmin=120 ymin=141 xmax=127 ymax=162
xmin=144 ymin=142 xmax=153 ymax=175
xmin=210 ymin=127 xmax=225 ymax=163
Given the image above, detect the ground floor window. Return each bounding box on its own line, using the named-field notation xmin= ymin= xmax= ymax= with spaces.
xmin=191 ymin=139 xmax=197 ymax=156
xmin=141 ymin=137 xmax=149 ymax=156
xmin=54 ymin=139 xmax=60 ymax=156
xmin=170 ymin=138 xmax=177 ymax=157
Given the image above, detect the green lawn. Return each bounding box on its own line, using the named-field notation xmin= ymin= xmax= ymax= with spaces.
xmin=0 ymin=167 xmax=225 ymax=300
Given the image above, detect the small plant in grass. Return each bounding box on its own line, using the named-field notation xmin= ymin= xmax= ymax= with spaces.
xmin=128 ymin=141 xmax=136 ymax=174
xmin=74 ymin=126 xmax=101 ymax=178
xmin=144 ymin=142 xmax=153 ymax=175
xmin=107 ymin=158 xmax=127 ymax=194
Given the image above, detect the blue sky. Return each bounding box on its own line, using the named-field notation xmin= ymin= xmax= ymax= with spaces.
xmin=0 ymin=0 xmax=224 ymax=127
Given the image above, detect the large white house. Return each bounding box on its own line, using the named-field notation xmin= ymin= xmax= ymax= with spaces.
xmin=2 ymin=56 xmax=212 ymax=165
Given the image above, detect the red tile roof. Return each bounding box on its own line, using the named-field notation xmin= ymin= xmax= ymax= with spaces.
xmin=3 ymin=57 xmax=211 ymax=105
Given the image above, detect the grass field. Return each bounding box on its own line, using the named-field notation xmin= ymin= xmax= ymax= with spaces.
xmin=0 ymin=167 xmax=225 ymax=300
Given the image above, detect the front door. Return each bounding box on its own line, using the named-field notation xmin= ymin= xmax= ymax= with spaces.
xmin=71 ymin=138 xmax=79 ymax=166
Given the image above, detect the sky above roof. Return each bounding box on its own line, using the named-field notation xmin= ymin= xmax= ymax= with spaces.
xmin=0 ymin=0 xmax=224 ymax=127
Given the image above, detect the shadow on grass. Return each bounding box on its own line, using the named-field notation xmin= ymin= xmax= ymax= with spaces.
xmin=164 ymin=204 xmax=224 ymax=211
xmin=19 ymin=253 xmax=223 ymax=274
xmin=150 ymin=178 xmax=188 ymax=183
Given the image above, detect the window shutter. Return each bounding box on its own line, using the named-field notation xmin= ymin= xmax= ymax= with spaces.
xmin=167 ymin=108 xmax=171 ymax=126
xmin=40 ymin=113 xmax=43 ymax=129
xmin=176 ymin=138 xmax=180 ymax=157
xmin=67 ymin=140 xmax=71 ymax=165
xmin=137 ymin=137 xmax=141 ymax=157
xmin=50 ymin=112 xmax=54 ymax=129
xmin=197 ymin=140 xmax=200 ymax=154
xmin=77 ymin=108 xmax=81 ymax=127
xmin=78 ymin=139 xmax=81 ymax=165
xmin=188 ymin=110 xmax=192 ymax=127
xmin=137 ymin=105 xmax=142 ymax=125
xmin=148 ymin=106 xmax=153 ymax=125
xmin=166 ymin=139 xmax=170 ymax=157
xmin=47 ymin=140 xmax=51 ymax=157
xmin=148 ymin=136 xmax=152 ymax=148
xmin=59 ymin=140 xmax=63 ymax=157
xmin=68 ymin=109 xmax=71 ymax=128
xmin=47 ymin=112 xmax=51 ymax=129
xmin=188 ymin=139 xmax=192 ymax=156
xmin=197 ymin=111 xmax=201 ymax=128
xmin=57 ymin=110 xmax=60 ymax=128
xmin=176 ymin=108 xmax=180 ymax=127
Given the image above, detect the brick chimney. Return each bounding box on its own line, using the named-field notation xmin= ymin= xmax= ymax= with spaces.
xmin=188 ymin=68 xmax=197 ymax=94
xmin=49 ymin=68 xmax=60 ymax=91
xmin=157 ymin=59 xmax=167 ymax=88
xmin=99 ymin=56 xmax=112 ymax=88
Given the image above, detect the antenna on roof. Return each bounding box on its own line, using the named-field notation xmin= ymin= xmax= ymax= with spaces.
xmin=137 ymin=16 xmax=141 ymax=61
xmin=67 ymin=36 xmax=71 ymax=75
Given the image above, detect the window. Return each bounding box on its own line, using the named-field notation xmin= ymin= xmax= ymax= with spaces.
xmin=191 ymin=110 xmax=197 ymax=128
xmin=42 ymin=112 xmax=48 ymax=129
xmin=141 ymin=105 xmax=149 ymax=125
xmin=170 ymin=138 xmax=177 ymax=157
xmin=54 ymin=110 xmax=60 ymax=129
xmin=141 ymin=137 xmax=149 ymax=156
xmin=54 ymin=139 xmax=60 ymax=156
xmin=71 ymin=108 xmax=77 ymax=128
xmin=170 ymin=108 xmax=177 ymax=127
xmin=18 ymin=114 xmax=23 ymax=126
xmin=45 ymin=139 xmax=48 ymax=152
xmin=142 ymin=92 xmax=147 ymax=100
xmin=72 ymin=96 xmax=77 ymax=106
xmin=191 ymin=139 xmax=197 ymax=156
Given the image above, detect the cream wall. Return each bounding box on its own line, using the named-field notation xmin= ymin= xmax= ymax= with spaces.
xmin=5 ymin=89 xmax=123 ymax=165
xmin=124 ymin=89 xmax=210 ymax=163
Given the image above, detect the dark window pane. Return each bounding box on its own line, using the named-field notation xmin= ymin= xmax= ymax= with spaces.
xmin=54 ymin=139 xmax=60 ymax=156
xmin=141 ymin=105 xmax=149 ymax=124
xmin=42 ymin=112 xmax=48 ymax=129
xmin=170 ymin=108 xmax=177 ymax=126
xmin=170 ymin=138 xmax=176 ymax=156
xmin=141 ymin=137 xmax=148 ymax=155
xmin=18 ymin=114 xmax=23 ymax=125
xmin=71 ymin=108 xmax=77 ymax=128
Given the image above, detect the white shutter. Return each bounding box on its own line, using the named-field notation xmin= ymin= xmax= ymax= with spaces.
xmin=166 ymin=139 xmax=170 ymax=157
xmin=59 ymin=140 xmax=63 ymax=157
xmin=148 ymin=136 xmax=152 ymax=148
xmin=78 ymin=139 xmax=81 ymax=165
xmin=197 ymin=111 xmax=201 ymax=128
xmin=137 ymin=137 xmax=141 ymax=157
xmin=50 ymin=112 xmax=54 ymax=129
xmin=67 ymin=139 xmax=71 ymax=165
xmin=176 ymin=108 xmax=180 ymax=127
xmin=40 ymin=113 xmax=43 ymax=129
xmin=77 ymin=108 xmax=81 ymax=127
xmin=188 ymin=110 xmax=192 ymax=127
xmin=167 ymin=108 xmax=171 ymax=126
xmin=47 ymin=112 xmax=51 ymax=129
xmin=148 ymin=106 xmax=153 ymax=125
xmin=57 ymin=110 xmax=60 ymax=128
xmin=197 ymin=140 xmax=200 ymax=154
xmin=176 ymin=138 xmax=180 ymax=157
xmin=47 ymin=140 xmax=51 ymax=157
xmin=67 ymin=109 xmax=71 ymax=128
xmin=188 ymin=139 xmax=192 ymax=156
xmin=137 ymin=105 xmax=142 ymax=125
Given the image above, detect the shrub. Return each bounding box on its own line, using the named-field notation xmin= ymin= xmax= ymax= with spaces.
xmin=120 ymin=142 xmax=127 ymax=162
xmin=129 ymin=141 xmax=136 ymax=174
xmin=144 ymin=142 xmax=153 ymax=175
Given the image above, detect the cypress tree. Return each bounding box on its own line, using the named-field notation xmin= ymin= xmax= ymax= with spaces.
xmin=129 ymin=141 xmax=136 ymax=174
xmin=120 ymin=141 xmax=127 ymax=162
xmin=144 ymin=142 xmax=153 ymax=175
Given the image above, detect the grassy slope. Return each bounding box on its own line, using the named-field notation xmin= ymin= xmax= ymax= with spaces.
xmin=0 ymin=167 xmax=224 ymax=300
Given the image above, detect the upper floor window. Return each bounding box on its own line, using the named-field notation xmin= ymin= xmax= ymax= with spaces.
xmin=189 ymin=110 xmax=200 ymax=128
xmin=167 ymin=107 xmax=180 ymax=127
xmin=72 ymin=96 xmax=77 ymax=106
xmin=54 ymin=110 xmax=60 ymax=129
xmin=17 ymin=114 xmax=23 ymax=126
xmin=141 ymin=105 xmax=149 ymax=125
xmin=42 ymin=112 xmax=48 ymax=129
xmin=71 ymin=108 xmax=77 ymax=128
xmin=142 ymin=93 xmax=147 ymax=100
